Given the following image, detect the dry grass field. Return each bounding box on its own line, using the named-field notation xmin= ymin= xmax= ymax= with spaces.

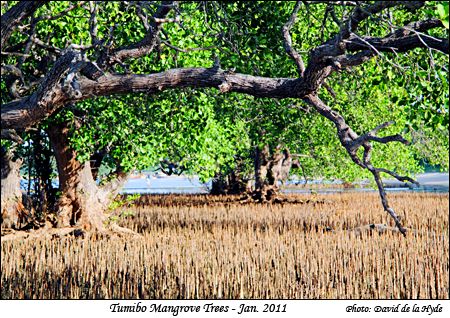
xmin=1 ymin=192 xmax=448 ymax=299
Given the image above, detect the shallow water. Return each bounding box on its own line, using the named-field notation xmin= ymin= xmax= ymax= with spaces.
xmin=121 ymin=176 xmax=210 ymax=194
xmin=120 ymin=174 xmax=449 ymax=195
xmin=282 ymin=185 xmax=449 ymax=195
xmin=20 ymin=173 xmax=448 ymax=195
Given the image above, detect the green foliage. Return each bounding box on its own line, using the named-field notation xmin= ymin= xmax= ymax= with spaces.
xmin=108 ymin=193 xmax=140 ymax=211
xmin=436 ymin=1 xmax=449 ymax=28
xmin=2 ymin=1 xmax=448 ymax=187
xmin=67 ymin=89 xmax=248 ymax=182
xmin=106 ymin=194 xmax=140 ymax=224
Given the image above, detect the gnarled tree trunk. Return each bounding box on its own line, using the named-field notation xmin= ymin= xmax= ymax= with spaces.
xmin=1 ymin=147 xmax=24 ymax=229
xmin=47 ymin=122 xmax=126 ymax=231
xmin=252 ymin=145 xmax=298 ymax=202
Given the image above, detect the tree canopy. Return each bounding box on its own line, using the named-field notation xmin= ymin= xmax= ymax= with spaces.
xmin=1 ymin=1 xmax=448 ymax=235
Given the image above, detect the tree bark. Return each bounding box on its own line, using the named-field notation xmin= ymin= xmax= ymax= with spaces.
xmin=47 ymin=122 xmax=126 ymax=231
xmin=1 ymin=1 xmax=46 ymax=49
xmin=211 ymin=170 xmax=250 ymax=195
xmin=252 ymin=145 xmax=296 ymax=202
xmin=1 ymin=147 xmax=24 ymax=229
xmin=26 ymin=130 xmax=58 ymax=219
xmin=254 ymin=144 xmax=270 ymax=199
xmin=1 ymin=68 xmax=310 ymax=131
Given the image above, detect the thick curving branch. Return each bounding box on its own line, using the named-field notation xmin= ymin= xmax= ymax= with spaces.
xmin=1 ymin=49 xmax=85 ymax=130
xmin=2 ymin=67 xmax=311 ymax=130
xmin=311 ymin=1 xmax=424 ymax=60
xmin=3 ymin=1 xmax=447 ymax=134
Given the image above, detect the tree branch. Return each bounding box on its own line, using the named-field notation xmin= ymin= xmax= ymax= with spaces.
xmin=1 ymin=1 xmax=46 ymax=49
xmin=339 ymin=1 xmax=424 ymax=40
xmin=303 ymin=94 xmax=417 ymax=235
xmin=33 ymin=1 xmax=86 ymax=24
xmin=311 ymin=1 xmax=427 ymax=60
xmin=105 ymin=1 xmax=176 ymax=63
xmin=332 ymin=50 xmax=375 ymax=69
xmin=29 ymin=35 xmax=62 ymax=54
xmin=350 ymin=121 xmax=411 ymax=150
xmin=367 ymin=167 xmax=408 ymax=235
xmin=345 ymin=33 xmax=449 ymax=54
xmin=2 ymin=67 xmax=310 ymax=130
xmin=376 ymin=168 xmax=419 ymax=186
xmin=282 ymin=1 xmax=305 ymax=75
xmin=88 ymin=1 xmax=99 ymax=46
xmin=1 ymin=49 xmax=85 ymax=130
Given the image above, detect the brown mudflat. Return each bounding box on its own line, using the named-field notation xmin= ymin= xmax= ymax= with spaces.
xmin=1 ymin=192 xmax=448 ymax=299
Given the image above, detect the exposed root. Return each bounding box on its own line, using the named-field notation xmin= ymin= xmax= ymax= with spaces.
xmin=239 ymin=190 xmax=329 ymax=205
xmin=321 ymin=223 xmax=420 ymax=236
xmin=108 ymin=223 xmax=142 ymax=238
xmin=1 ymin=226 xmax=73 ymax=242
xmin=351 ymin=223 xmax=404 ymax=235
xmin=238 ymin=186 xmax=287 ymax=204
xmin=1 ymin=229 xmax=30 ymax=241
xmin=1 ymin=223 xmax=141 ymax=242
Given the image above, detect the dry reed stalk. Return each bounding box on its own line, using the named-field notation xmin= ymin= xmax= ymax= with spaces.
xmin=1 ymin=193 xmax=448 ymax=299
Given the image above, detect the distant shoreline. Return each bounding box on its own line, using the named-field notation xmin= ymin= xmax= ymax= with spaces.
xmin=120 ymin=172 xmax=449 ymax=195
xmin=20 ymin=172 xmax=448 ymax=195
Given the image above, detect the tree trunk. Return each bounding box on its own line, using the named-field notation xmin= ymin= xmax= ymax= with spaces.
xmin=254 ymin=145 xmax=270 ymax=194
xmin=252 ymin=145 xmax=297 ymax=202
xmin=211 ymin=170 xmax=250 ymax=195
xmin=210 ymin=173 xmax=228 ymax=195
xmin=1 ymin=147 xmax=25 ymax=229
xmin=27 ymin=130 xmax=58 ymax=219
xmin=253 ymin=144 xmax=274 ymax=201
xmin=47 ymin=122 xmax=126 ymax=231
